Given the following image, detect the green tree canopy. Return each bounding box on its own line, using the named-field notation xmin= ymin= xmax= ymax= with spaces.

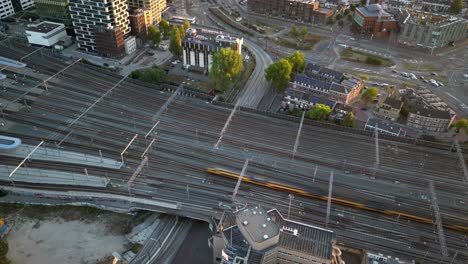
xmin=265 ymin=59 xmax=293 ymax=92
xmin=287 ymin=51 xmax=306 ymax=73
xmin=181 ymin=19 xmax=191 ymax=33
xmin=133 ymin=67 xmax=167 ymax=84
xmin=306 ymin=104 xmax=331 ymax=120
xmin=147 ymin=25 xmax=161 ymax=46
xmin=361 ymin=87 xmax=379 ymax=104
xmin=291 ymin=25 xmax=299 ymax=37
xmin=209 ymin=48 xmax=244 ymax=91
xmin=342 ymin=112 xmax=356 ymax=127
xmin=449 ymin=0 xmax=464 ymax=14
xmin=454 ymin=118 xmax=468 ymax=133
xmin=0 ymin=239 xmax=8 ymax=257
xmin=169 ymin=25 xmax=182 ymax=56
xmin=300 ymin=26 xmax=308 ymax=38
xmin=359 ymin=74 xmax=369 ymax=80
xmin=159 ymin=18 xmax=170 ymax=39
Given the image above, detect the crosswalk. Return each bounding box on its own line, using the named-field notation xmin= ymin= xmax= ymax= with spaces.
xmin=353 ymin=67 xmax=380 ymax=74
xmin=353 ymin=47 xmax=392 ymax=58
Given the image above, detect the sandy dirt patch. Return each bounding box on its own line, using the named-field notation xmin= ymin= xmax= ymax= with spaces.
xmin=4 ymin=205 xmax=130 ymax=264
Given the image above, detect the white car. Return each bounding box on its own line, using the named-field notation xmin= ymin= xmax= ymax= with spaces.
xmin=171 ymin=60 xmax=180 ymax=65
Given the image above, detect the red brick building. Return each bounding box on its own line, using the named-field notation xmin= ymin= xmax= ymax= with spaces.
xmin=94 ymin=26 xmax=125 ymax=58
xmin=353 ymin=4 xmax=398 ymax=38
xmin=129 ymin=8 xmax=148 ymax=41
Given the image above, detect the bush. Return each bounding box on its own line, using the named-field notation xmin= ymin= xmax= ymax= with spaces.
xmin=365 ymin=56 xmax=383 ymax=65
xmin=0 ymin=240 xmax=8 ymax=257
xmin=359 ymin=74 xmax=369 ymax=80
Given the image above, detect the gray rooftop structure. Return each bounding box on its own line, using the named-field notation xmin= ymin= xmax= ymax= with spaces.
xmin=357 ymin=4 xmax=391 ymax=17
xmin=26 ymin=22 xmax=61 ymax=33
xmin=365 ymin=118 xmax=403 ymax=136
xmin=218 ymin=207 xmax=336 ymax=263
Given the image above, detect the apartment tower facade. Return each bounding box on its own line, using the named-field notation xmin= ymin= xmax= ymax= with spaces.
xmin=69 ymin=0 xmax=130 ymax=52
xmin=127 ymin=0 xmax=166 ymax=25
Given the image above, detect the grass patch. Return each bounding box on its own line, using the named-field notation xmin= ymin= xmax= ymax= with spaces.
xmin=403 ymin=63 xmax=440 ymax=72
xmin=432 ymin=75 xmax=448 ymax=83
xmin=131 ymin=244 xmax=142 ymax=254
xmin=340 ymin=48 xmax=394 ymax=67
xmin=275 ymin=34 xmax=323 ymax=50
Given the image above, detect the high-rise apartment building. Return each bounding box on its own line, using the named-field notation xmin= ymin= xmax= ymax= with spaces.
xmin=69 ymin=0 xmax=130 ymax=52
xmin=0 ymin=0 xmax=15 ymax=18
xmin=127 ymin=0 xmax=166 ymax=25
xmin=0 ymin=0 xmax=34 ymax=18
xmin=35 ymin=0 xmax=73 ymax=31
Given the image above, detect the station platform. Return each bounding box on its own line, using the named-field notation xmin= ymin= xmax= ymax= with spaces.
xmin=0 ymin=165 xmax=109 ymax=188
xmin=1 ymin=144 xmax=122 ymax=170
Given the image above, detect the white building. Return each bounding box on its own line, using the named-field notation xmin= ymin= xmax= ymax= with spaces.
xmin=0 ymin=0 xmax=14 ymax=19
xmin=20 ymin=0 xmax=35 ymax=10
xmin=181 ymin=28 xmax=243 ymax=72
xmin=124 ymin=36 xmax=137 ymax=55
xmin=25 ymin=21 xmax=67 ymax=47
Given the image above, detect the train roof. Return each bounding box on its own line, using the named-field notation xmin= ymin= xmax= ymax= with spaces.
xmin=0 ymin=135 xmax=21 ymax=150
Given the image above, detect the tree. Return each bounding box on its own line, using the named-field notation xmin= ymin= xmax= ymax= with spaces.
xmin=338 ymin=20 xmax=344 ymax=27
xmin=0 ymin=239 xmax=8 ymax=257
xmin=449 ymin=0 xmax=464 ymax=14
xmin=265 ymin=59 xmax=293 ymax=92
xmin=134 ymin=67 xmax=167 ymax=84
xmin=342 ymin=112 xmax=356 ymax=128
xmin=300 ymin=26 xmax=308 ymax=38
xmin=159 ymin=18 xmax=170 ymax=39
xmin=361 ymin=87 xmax=379 ymax=104
xmin=287 ymin=51 xmax=306 ymax=73
xmin=454 ymin=118 xmax=468 ymax=133
xmin=359 ymin=74 xmax=369 ymax=80
xmin=209 ymin=48 xmax=244 ymax=91
xmin=182 ymin=19 xmax=191 ymax=33
xmin=344 ymin=9 xmax=350 ymax=15
xmin=291 ymin=25 xmax=299 ymax=37
xmin=350 ymin=5 xmax=356 ymax=11
xmin=169 ymin=25 xmax=182 ymax=56
xmin=147 ymin=25 xmax=161 ymax=46
xmin=336 ymin=14 xmax=343 ymax=20
xmin=306 ymin=104 xmax=331 ymax=120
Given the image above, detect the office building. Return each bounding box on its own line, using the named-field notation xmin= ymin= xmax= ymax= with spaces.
xmin=69 ymin=0 xmax=130 ymax=52
xmin=35 ymin=0 xmax=73 ymax=32
xmin=212 ymin=206 xmax=344 ymax=264
xmin=127 ymin=0 xmax=166 ymax=25
xmin=181 ymin=28 xmax=243 ymax=72
xmin=248 ymin=0 xmax=319 ymax=23
xmin=397 ymin=10 xmax=468 ymax=49
xmin=353 ymin=4 xmax=398 ymax=38
xmin=25 ymin=21 xmax=67 ymax=47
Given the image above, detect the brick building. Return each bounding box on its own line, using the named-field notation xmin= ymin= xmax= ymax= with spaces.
xmin=94 ymin=26 xmax=125 ymax=58
xmin=406 ymin=107 xmax=455 ymax=132
xmin=129 ymin=8 xmax=148 ymax=41
xmin=353 ymin=4 xmax=398 ymax=38
xmin=375 ymin=96 xmax=403 ymax=121
xmin=248 ymin=0 xmax=319 ymax=23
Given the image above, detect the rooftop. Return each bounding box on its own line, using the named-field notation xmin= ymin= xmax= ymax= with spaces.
xmin=365 ymin=118 xmax=402 ymax=134
xmin=382 ymin=97 xmax=403 ymax=109
xmin=293 ymin=74 xmax=332 ymax=92
xmin=357 ymin=4 xmax=392 ymax=18
xmin=410 ymin=106 xmax=452 ymax=119
xmin=182 ymin=28 xmax=242 ymax=49
xmin=26 ymin=22 xmax=63 ymax=34
xmin=0 ymin=135 xmax=21 ymax=150
xmin=237 ymin=207 xmax=279 ymax=243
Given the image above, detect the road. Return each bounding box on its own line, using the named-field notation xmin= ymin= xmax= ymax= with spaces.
xmin=1 ymin=23 xmax=468 ymax=264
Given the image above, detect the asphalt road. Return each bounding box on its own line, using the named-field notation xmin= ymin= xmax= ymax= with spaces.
xmin=172 ymin=220 xmax=212 ymax=264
